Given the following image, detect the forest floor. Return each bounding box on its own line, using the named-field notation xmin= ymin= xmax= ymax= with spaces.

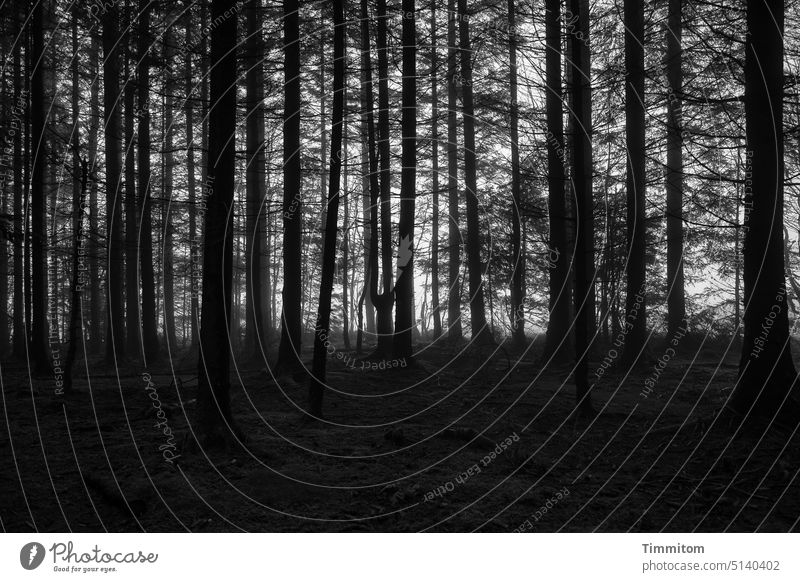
xmin=2 ymin=336 xmax=799 ymax=532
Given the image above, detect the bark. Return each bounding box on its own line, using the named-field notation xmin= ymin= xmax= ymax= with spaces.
xmin=665 ymin=0 xmax=686 ymax=338
xmin=138 ymin=0 xmax=159 ymax=362
xmin=622 ymin=0 xmax=647 ymax=365
xmin=543 ymin=0 xmax=570 ymax=361
xmin=195 ymin=0 xmax=240 ymax=447
xmin=277 ymin=0 xmax=304 ymax=375
xmin=458 ymin=0 xmax=490 ymax=343
xmin=245 ymin=0 xmax=266 ymax=359
xmin=393 ymin=0 xmax=416 ymax=359
xmin=733 ymin=0 xmax=797 ymax=419
xmin=446 ymin=0 xmax=462 ymax=341
xmin=310 ymin=0 xmax=346 ymax=416
xmin=508 ymin=0 xmax=524 ymax=347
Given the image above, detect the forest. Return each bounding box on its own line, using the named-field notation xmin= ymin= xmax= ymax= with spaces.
xmin=1 ymin=0 xmax=800 ymax=532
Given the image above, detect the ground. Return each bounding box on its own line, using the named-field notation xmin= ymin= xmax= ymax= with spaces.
xmin=1 ymin=337 xmax=798 ymax=532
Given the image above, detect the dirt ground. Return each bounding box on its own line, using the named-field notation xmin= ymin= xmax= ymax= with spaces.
xmin=2 ymin=338 xmax=799 ymax=532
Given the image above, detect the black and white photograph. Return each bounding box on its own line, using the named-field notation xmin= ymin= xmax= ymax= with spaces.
xmin=1 ymin=0 xmax=799 ymax=550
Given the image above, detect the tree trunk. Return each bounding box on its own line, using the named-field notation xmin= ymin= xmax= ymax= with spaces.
xmin=278 ymin=0 xmax=304 ymax=376
xmin=195 ymin=0 xmax=240 ymax=447
xmin=543 ymin=0 xmax=570 ymax=361
xmin=733 ymin=0 xmax=797 ymax=419
xmin=12 ymin=4 xmax=25 ymax=359
xmin=458 ymin=0 xmax=489 ymax=343
xmin=665 ymin=0 xmax=685 ymax=339
xmin=124 ymin=27 xmax=140 ymax=358
xmin=186 ymin=7 xmax=199 ymax=348
xmin=30 ymin=0 xmax=48 ymax=370
xmin=245 ymin=0 xmax=266 ymax=360
xmin=508 ymin=0 xmax=524 ymax=347
xmin=138 ymin=0 xmax=159 ymax=362
xmin=446 ymin=0 xmax=462 ymax=342
xmin=372 ymin=0 xmax=395 ymax=358
xmin=569 ymin=0 xmax=593 ymax=413
xmin=393 ymin=0 xmax=416 ymax=359
xmin=430 ymin=2 xmax=442 ymax=341
xmin=310 ymin=0 xmax=346 ymax=416
xmin=162 ymin=18 xmax=177 ymax=353
xmin=622 ymin=0 xmax=647 ymax=365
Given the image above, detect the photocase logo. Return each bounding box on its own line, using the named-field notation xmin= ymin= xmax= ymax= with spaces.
xmin=20 ymin=542 xmax=46 ymax=570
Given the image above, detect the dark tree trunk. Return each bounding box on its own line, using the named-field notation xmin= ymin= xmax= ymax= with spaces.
xmin=508 ymin=0 xmax=524 ymax=347
xmin=30 ymin=0 xmax=48 ymax=370
xmin=88 ymin=34 xmax=101 ymax=351
xmin=310 ymin=0 xmax=346 ymax=416
xmin=138 ymin=0 xmax=159 ymax=362
xmin=430 ymin=2 xmax=442 ymax=341
xmin=195 ymin=0 xmax=240 ymax=447
xmin=733 ymin=0 xmax=797 ymax=419
xmin=569 ymin=0 xmax=594 ymax=414
xmin=162 ymin=19 xmax=177 ymax=353
xmin=359 ymin=0 xmax=381 ymax=355
xmin=622 ymin=0 xmax=647 ymax=366
xmin=543 ymin=0 xmax=570 ymax=361
xmin=186 ymin=8 xmax=199 ymax=348
xmin=393 ymin=0 xmax=416 ymax=359
xmin=446 ymin=0 xmax=462 ymax=342
xmin=124 ymin=27 xmax=140 ymax=358
xmin=103 ymin=5 xmax=126 ymax=363
xmin=665 ymin=0 xmax=685 ymax=338
xmin=458 ymin=0 xmax=489 ymax=343
xmin=245 ymin=0 xmax=266 ymax=360
xmin=12 ymin=5 xmax=25 ymax=359
xmin=372 ymin=0 xmax=395 ymax=358
xmin=278 ymin=0 xmax=304 ymax=376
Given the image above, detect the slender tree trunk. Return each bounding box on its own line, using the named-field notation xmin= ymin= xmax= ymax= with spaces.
xmin=372 ymin=0 xmax=394 ymax=358
xmin=458 ymin=0 xmax=489 ymax=343
xmin=245 ymin=0 xmax=266 ymax=360
xmin=446 ymin=0 xmax=462 ymax=342
xmin=341 ymin=115 xmax=351 ymax=350
xmin=569 ymin=0 xmax=593 ymax=413
xmin=665 ymin=0 xmax=685 ymax=339
xmin=138 ymin=0 xmax=159 ymax=362
xmin=195 ymin=0 xmax=240 ymax=447
xmin=186 ymin=7 xmax=199 ymax=348
xmin=310 ymin=0 xmax=346 ymax=416
xmin=508 ymin=0 xmax=524 ymax=347
xmin=733 ymin=0 xmax=797 ymax=419
xmin=12 ymin=5 xmax=25 ymax=359
xmin=543 ymin=0 xmax=569 ymax=361
xmin=622 ymin=0 xmax=647 ymax=365
xmin=278 ymin=0 xmax=304 ymax=375
xmin=124 ymin=26 xmax=140 ymax=358
xmin=430 ymin=3 xmax=442 ymax=341
xmin=393 ymin=0 xmax=416 ymax=359
xmin=88 ymin=35 xmax=101 ymax=352
xmin=30 ymin=0 xmax=48 ymax=370
xmin=162 ymin=19 xmax=177 ymax=353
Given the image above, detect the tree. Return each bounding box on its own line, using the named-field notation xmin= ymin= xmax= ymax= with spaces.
xmin=162 ymin=13 xmax=178 ymax=353
xmin=665 ymin=0 xmax=685 ymax=339
xmin=195 ymin=0 xmax=240 ymax=447
xmin=278 ymin=0 xmax=304 ymax=376
xmin=732 ymin=0 xmax=797 ymax=420
xmin=508 ymin=0 xmax=524 ymax=347
xmin=124 ymin=16 xmax=140 ymax=358
xmin=622 ymin=0 xmax=647 ymax=365
xmin=30 ymin=0 xmax=48 ymax=370
xmin=429 ymin=2 xmax=442 ymax=341
xmin=138 ymin=0 xmax=159 ymax=362
xmin=544 ymin=0 xmax=570 ymax=361
xmin=393 ymin=0 xmax=417 ymax=359
xmin=446 ymin=0 xmax=462 ymax=341
xmin=569 ymin=0 xmax=594 ymax=413
xmin=458 ymin=0 xmax=490 ymax=343
xmin=244 ymin=0 xmax=266 ymax=360
xmin=310 ymin=0 xmax=346 ymax=416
